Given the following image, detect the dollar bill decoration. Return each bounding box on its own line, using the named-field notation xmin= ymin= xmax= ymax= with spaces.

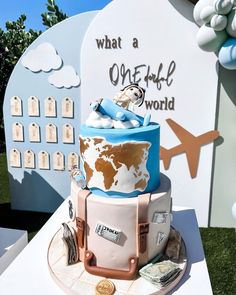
xmin=152 ymin=212 xmax=169 ymax=224
xmin=61 ymin=223 xmax=78 ymax=265
xmin=139 ymin=260 xmax=181 ymax=287
xmin=165 ymin=228 xmax=182 ymax=260
xmin=95 ymin=222 xmax=121 ymax=244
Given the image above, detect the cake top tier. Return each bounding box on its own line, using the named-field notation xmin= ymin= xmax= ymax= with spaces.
xmin=86 ymin=84 xmax=151 ymax=129
xmin=74 ymin=84 xmax=160 ymax=198
xmin=79 ymin=122 xmax=160 ymax=198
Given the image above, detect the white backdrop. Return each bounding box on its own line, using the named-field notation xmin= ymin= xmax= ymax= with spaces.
xmin=80 ymin=0 xmax=219 ymax=226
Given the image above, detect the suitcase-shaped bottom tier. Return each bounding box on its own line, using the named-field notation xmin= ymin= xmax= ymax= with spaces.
xmin=69 ymin=173 xmax=171 ymax=277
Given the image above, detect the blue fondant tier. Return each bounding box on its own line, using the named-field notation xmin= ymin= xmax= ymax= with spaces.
xmin=79 ymin=123 xmax=160 ymax=198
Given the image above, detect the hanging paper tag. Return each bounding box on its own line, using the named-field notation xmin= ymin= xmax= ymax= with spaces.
xmin=24 ymin=150 xmax=35 ymax=169
xmin=62 ymin=97 xmax=74 ymax=118
xmin=28 ymin=96 xmax=39 ymax=116
xmin=12 ymin=122 xmax=24 ymax=141
xmin=38 ymin=151 xmax=50 ymax=170
xmin=29 ymin=122 xmax=40 ymax=142
xmin=62 ymin=124 xmax=74 ymax=143
xmin=46 ymin=123 xmax=57 ymax=143
xmin=11 ymin=96 xmax=22 ymax=116
xmin=53 ymin=151 xmax=64 ymax=170
xmin=44 ymin=96 xmax=56 ymax=117
xmin=68 ymin=152 xmax=79 ymax=171
xmin=10 ymin=149 xmax=21 ymax=167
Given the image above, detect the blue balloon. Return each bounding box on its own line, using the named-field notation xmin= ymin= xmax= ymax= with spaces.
xmin=219 ymin=38 xmax=236 ymax=70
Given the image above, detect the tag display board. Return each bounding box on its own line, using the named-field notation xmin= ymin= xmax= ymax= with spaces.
xmin=3 ymin=0 xmax=236 ymax=227
xmin=3 ymin=12 xmax=98 ymax=212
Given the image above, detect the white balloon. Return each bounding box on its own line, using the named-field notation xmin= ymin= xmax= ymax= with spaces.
xmin=232 ymin=202 xmax=236 ymax=219
xmin=197 ymin=24 xmax=228 ymax=51
xmin=226 ymin=8 xmax=236 ymax=37
xmin=194 ymin=0 xmax=215 ymax=26
xmin=200 ymin=6 xmax=216 ymax=23
xmin=214 ymin=0 xmax=233 ymax=15
xmin=210 ymin=14 xmax=228 ymax=30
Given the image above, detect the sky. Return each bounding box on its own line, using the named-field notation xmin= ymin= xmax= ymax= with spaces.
xmin=0 ymin=0 xmax=112 ymax=31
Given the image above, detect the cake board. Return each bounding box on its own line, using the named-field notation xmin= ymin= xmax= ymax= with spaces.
xmin=47 ymin=227 xmax=187 ymax=295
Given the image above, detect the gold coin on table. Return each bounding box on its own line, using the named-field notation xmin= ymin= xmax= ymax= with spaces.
xmin=95 ymin=279 xmax=115 ymax=295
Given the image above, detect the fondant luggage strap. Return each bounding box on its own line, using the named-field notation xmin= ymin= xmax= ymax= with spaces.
xmin=76 ymin=189 xmax=90 ymax=260
xmin=137 ymin=192 xmax=151 ymax=266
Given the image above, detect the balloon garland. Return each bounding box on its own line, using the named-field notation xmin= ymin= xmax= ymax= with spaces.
xmin=194 ymin=0 xmax=236 ymax=69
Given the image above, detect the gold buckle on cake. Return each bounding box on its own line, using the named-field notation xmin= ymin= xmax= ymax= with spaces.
xmin=138 ymin=223 xmax=149 ymax=254
xmin=76 ymin=217 xmax=85 ymax=248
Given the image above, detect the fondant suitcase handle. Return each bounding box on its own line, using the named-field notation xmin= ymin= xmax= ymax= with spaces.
xmin=84 ymin=250 xmax=138 ymax=280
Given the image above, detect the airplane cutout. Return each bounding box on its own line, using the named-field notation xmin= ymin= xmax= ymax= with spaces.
xmin=160 ymin=119 xmax=220 ymax=178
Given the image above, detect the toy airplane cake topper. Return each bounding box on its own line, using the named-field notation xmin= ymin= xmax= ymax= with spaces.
xmin=89 ymin=84 xmax=151 ymax=128
xmin=86 ymin=84 xmax=220 ymax=179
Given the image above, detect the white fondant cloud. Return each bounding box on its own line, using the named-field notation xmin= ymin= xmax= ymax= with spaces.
xmin=86 ymin=111 xmax=140 ymax=129
xmin=48 ymin=65 xmax=80 ymax=88
xmin=21 ymin=42 xmax=62 ymax=72
xmin=113 ymin=119 xmax=140 ymax=129
xmin=86 ymin=111 xmax=114 ymax=128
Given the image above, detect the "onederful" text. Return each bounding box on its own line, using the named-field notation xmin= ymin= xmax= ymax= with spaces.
xmin=109 ymin=60 xmax=176 ymax=90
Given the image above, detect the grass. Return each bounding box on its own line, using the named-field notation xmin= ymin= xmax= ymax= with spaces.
xmin=200 ymin=228 xmax=236 ymax=295
xmin=0 ymin=152 xmax=235 ymax=294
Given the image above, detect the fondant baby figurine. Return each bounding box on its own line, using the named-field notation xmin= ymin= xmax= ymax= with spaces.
xmin=113 ymin=83 xmax=145 ymax=109
xmin=90 ymin=84 xmax=151 ymax=127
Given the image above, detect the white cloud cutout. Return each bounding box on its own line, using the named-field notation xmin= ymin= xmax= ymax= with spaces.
xmin=21 ymin=42 xmax=62 ymax=72
xmin=48 ymin=65 xmax=80 ymax=88
xmin=85 ymin=111 xmax=140 ymax=129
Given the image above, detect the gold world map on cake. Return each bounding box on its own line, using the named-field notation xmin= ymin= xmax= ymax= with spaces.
xmin=80 ymin=137 xmax=151 ymax=193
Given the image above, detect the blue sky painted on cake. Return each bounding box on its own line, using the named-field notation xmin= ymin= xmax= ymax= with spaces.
xmin=0 ymin=0 xmax=112 ymax=31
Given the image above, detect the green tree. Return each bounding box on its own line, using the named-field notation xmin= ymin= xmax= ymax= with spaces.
xmin=41 ymin=0 xmax=67 ymax=29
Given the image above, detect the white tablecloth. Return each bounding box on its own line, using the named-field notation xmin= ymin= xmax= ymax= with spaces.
xmin=0 ymin=200 xmax=213 ymax=295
